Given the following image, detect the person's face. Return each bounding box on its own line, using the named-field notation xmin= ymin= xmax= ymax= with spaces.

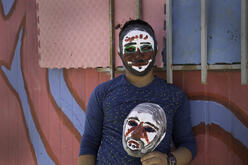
xmin=121 ymin=30 xmax=155 ymax=75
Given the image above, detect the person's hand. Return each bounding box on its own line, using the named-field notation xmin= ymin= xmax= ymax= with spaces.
xmin=141 ymin=151 xmax=168 ymax=165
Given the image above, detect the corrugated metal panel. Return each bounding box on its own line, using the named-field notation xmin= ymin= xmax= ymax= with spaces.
xmin=0 ymin=71 xmax=37 ymax=165
xmin=171 ymin=0 xmax=241 ymax=65
xmin=37 ymin=0 xmax=110 ymax=68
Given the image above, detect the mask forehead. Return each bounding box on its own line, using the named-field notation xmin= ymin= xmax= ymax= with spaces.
xmin=122 ymin=30 xmax=154 ymax=54
xmin=127 ymin=110 xmax=159 ymax=128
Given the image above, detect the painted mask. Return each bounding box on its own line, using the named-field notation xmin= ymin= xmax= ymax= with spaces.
xmin=122 ymin=103 xmax=167 ymax=157
xmin=120 ymin=30 xmax=156 ymax=76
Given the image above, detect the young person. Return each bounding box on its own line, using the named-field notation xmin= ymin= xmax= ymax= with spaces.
xmin=78 ymin=19 xmax=196 ymax=165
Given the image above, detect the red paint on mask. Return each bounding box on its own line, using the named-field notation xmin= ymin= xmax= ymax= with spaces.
xmin=125 ymin=126 xmax=136 ymax=137
xmin=131 ymin=122 xmax=145 ymax=139
xmin=124 ymin=34 xmax=148 ymax=43
xmin=125 ymin=122 xmax=151 ymax=145
xmin=124 ymin=50 xmax=154 ymax=67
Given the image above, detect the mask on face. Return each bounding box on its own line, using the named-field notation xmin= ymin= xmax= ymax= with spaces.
xmin=122 ymin=103 xmax=167 ymax=157
xmin=119 ymin=21 xmax=157 ymax=76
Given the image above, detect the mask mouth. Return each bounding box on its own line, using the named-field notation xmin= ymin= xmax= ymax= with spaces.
xmin=121 ymin=50 xmax=156 ymax=76
xmin=127 ymin=59 xmax=150 ymax=67
xmin=124 ymin=51 xmax=154 ymax=67
xmin=127 ymin=139 xmax=143 ymax=151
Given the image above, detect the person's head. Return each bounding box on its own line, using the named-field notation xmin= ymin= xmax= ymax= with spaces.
xmin=119 ymin=19 xmax=158 ymax=76
xmin=122 ymin=103 xmax=166 ymax=157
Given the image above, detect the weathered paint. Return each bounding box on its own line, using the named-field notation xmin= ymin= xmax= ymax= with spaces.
xmin=0 ymin=67 xmax=37 ymax=165
xmin=1 ymin=27 xmax=55 ymax=165
xmin=171 ymin=0 xmax=241 ymax=64
xmin=162 ymin=71 xmax=248 ymax=164
xmin=48 ymin=69 xmax=86 ymax=135
xmin=190 ymin=100 xmax=248 ymax=148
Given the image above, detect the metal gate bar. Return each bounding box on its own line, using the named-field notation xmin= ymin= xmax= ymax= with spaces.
xmin=241 ymin=0 xmax=247 ymax=85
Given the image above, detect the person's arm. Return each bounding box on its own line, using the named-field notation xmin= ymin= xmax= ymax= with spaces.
xmin=141 ymin=94 xmax=196 ymax=165
xmin=78 ymin=155 xmax=96 ymax=165
xmin=141 ymin=147 xmax=192 ymax=165
xmin=172 ymin=93 xmax=196 ymax=162
xmin=78 ymin=88 xmax=104 ymax=165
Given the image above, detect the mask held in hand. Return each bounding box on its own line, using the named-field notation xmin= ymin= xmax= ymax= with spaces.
xmin=122 ymin=103 xmax=167 ymax=157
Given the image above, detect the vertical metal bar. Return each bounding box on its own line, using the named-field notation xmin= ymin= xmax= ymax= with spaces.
xmin=166 ymin=0 xmax=173 ymax=84
xmin=241 ymin=0 xmax=247 ymax=85
xmin=109 ymin=0 xmax=115 ymax=79
xmin=136 ymin=0 xmax=142 ymax=19
xmin=201 ymin=0 xmax=208 ymax=84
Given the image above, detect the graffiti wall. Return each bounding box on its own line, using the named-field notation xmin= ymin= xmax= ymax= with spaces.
xmin=0 ymin=0 xmax=247 ymax=165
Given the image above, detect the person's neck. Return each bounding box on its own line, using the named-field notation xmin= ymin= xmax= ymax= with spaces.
xmin=125 ymin=70 xmax=155 ymax=88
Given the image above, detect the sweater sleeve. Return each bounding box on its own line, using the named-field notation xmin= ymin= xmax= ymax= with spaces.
xmin=172 ymin=94 xmax=197 ymax=159
xmin=79 ymin=87 xmax=104 ymax=156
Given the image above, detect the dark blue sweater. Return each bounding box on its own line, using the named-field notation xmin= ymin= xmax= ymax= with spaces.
xmin=79 ymin=74 xmax=196 ymax=164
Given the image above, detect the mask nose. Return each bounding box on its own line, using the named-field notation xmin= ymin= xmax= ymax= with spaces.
xmin=135 ymin=48 xmax=142 ymax=58
xmin=131 ymin=122 xmax=145 ymax=139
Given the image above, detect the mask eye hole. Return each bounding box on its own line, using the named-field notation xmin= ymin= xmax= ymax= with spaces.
xmin=128 ymin=120 xmax=138 ymax=127
xmin=140 ymin=44 xmax=152 ymax=52
xmin=124 ymin=46 xmax=136 ymax=54
xmin=144 ymin=126 xmax=156 ymax=133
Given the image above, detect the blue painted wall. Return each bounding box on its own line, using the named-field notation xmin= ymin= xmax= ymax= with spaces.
xmin=167 ymin=0 xmax=241 ymax=65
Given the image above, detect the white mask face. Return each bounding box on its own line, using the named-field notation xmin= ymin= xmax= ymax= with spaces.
xmin=122 ymin=30 xmax=155 ymax=73
xmin=124 ymin=111 xmax=159 ymax=150
xmin=122 ymin=103 xmax=167 ymax=157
